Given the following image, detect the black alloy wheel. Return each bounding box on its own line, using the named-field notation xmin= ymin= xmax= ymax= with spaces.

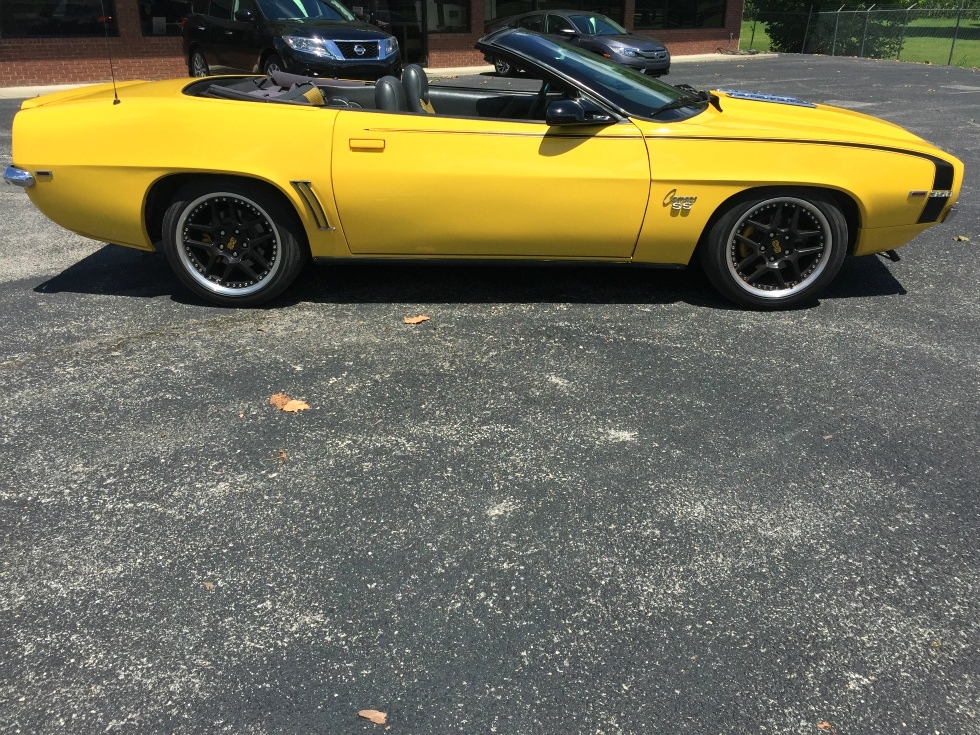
xmin=700 ymin=190 xmax=848 ymax=309
xmin=161 ymin=179 xmax=308 ymax=306
xmin=190 ymin=49 xmax=210 ymax=77
xmin=264 ymin=54 xmax=285 ymax=75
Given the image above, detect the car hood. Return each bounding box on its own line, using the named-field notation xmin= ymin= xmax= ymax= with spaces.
xmin=651 ymin=91 xmax=942 ymax=152
xmin=265 ymin=18 xmax=390 ymax=39
xmin=603 ymin=33 xmax=666 ymax=52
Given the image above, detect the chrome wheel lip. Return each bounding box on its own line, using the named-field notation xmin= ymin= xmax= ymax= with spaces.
xmin=725 ymin=196 xmax=833 ymax=300
xmin=175 ymin=192 xmax=283 ymax=298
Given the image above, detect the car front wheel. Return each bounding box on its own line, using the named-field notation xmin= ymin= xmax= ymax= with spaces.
xmin=190 ymin=49 xmax=210 ymax=77
xmin=263 ymin=53 xmax=285 ymax=75
xmin=699 ymin=190 xmax=848 ymax=309
xmin=161 ymin=180 xmax=308 ymax=306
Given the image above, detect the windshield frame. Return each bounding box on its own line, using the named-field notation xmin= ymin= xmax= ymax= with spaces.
xmin=480 ymin=30 xmax=707 ymax=122
xmin=566 ymin=13 xmax=628 ymax=36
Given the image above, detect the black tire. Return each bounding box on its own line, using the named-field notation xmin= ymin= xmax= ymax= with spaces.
xmin=263 ymin=53 xmax=285 ymax=75
xmin=699 ymin=189 xmax=849 ymax=309
xmin=494 ymin=57 xmax=516 ymax=77
xmin=189 ymin=48 xmax=210 ymax=77
xmin=161 ymin=179 xmax=308 ymax=307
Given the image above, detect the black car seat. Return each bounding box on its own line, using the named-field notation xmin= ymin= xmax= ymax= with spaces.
xmin=375 ymin=76 xmax=408 ymax=112
xmin=402 ymin=64 xmax=434 ymax=114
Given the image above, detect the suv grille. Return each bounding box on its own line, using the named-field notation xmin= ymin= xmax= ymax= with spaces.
xmin=336 ymin=41 xmax=380 ymax=59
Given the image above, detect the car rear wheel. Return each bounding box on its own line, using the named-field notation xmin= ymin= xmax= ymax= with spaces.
xmin=161 ymin=180 xmax=308 ymax=306
xmin=263 ymin=54 xmax=285 ymax=75
xmin=494 ymin=57 xmax=516 ymax=77
xmin=699 ymin=190 xmax=848 ymax=309
xmin=190 ymin=49 xmax=210 ymax=77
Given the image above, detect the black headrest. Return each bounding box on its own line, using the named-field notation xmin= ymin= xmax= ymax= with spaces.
xmin=375 ymin=75 xmax=408 ymax=112
xmin=402 ymin=64 xmax=431 ymax=114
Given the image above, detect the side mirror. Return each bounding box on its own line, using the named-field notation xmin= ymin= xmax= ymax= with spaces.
xmin=234 ymin=8 xmax=254 ymax=21
xmin=545 ymin=100 xmax=586 ymax=126
xmin=559 ymin=27 xmax=577 ymax=36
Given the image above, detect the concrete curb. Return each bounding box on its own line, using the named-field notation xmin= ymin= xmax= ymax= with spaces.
xmin=0 ymin=53 xmax=778 ymax=98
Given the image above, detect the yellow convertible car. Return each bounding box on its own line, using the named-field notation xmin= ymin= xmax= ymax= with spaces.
xmin=5 ymin=29 xmax=963 ymax=308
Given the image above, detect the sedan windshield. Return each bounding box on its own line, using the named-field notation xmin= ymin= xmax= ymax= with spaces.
xmin=490 ymin=31 xmax=703 ymax=121
xmin=257 ymin=0 xmax=354 ymax=21
xmin=567 ymin=13 xmax=627 ymax=35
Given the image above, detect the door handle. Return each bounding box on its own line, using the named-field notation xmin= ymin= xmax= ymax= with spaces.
xmin=225 ymin=30 xmax=233 ymax=34
xmin=349 ymin=139 xmax=385 ymax=152
xmin=196 ymin=25 xmax=206 ymax=30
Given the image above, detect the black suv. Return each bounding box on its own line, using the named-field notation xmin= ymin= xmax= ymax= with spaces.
xmin=484 ymin=10 xmax=669 ymax=77
xmin=183 ymin=0 xmax=400 ymax=80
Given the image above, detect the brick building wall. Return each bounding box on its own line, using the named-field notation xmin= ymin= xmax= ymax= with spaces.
xmin=1 ymin=0 xmax=743 ymax=87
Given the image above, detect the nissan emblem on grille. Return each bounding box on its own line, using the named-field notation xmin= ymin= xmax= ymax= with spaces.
xmin=354 ymin=44 xmax=365 ymax=56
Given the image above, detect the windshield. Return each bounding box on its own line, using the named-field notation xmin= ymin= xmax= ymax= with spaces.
xmin=257 ymin=0 xmax=354 ymax=21
xmin=491 ymin=31 xmax=699 ymax=121
xmin=567 ymin=13 xmax=627 ymax=35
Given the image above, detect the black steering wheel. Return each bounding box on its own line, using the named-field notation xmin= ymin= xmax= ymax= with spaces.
xmin=526 ymin=81 xmax=551 ymax=120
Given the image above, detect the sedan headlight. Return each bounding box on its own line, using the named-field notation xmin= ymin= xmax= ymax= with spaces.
xmin=619 ymin=48 xmax=641 ymax=57
xmin=383 ymin=36 xmax=399 ymax=57
xmin=284 ymin=35 xmax=342 ymax=59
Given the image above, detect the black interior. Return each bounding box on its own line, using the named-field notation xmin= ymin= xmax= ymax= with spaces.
xmin=185 ymin=71 xmax=570 ymax=121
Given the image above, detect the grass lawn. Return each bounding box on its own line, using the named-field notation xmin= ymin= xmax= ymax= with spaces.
xmin=738 ymin=16 xmax=980 ymax=67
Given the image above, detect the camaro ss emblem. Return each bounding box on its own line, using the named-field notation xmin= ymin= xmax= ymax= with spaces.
xmin=663 ymin=189 xmax=697 ymax=210
xmin=353 ymin=44 xmax=366 ymax=56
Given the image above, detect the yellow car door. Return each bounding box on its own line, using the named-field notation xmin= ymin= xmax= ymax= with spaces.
xmin=331 ymin=110 xmax=650 ymax=258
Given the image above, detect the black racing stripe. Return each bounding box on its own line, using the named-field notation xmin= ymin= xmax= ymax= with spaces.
xmin=933 ymin=158 xmax=954 ymax=190
xmin=918 ymin=198 xmax=949 ymax=224
xmin=647 ymin=134 xmax=957 ymax=225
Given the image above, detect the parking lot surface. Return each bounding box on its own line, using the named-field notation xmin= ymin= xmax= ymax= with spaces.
xmin=1 ymin=55 xmax=978 ymax=734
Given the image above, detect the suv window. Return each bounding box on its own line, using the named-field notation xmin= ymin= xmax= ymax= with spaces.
xmin=546 ymin=14 xmax=574 ymax=33
xmin=517 ymin=14 xmax=543 ymax=31
xmin=208 ymin=0 xmax=232 ymax=18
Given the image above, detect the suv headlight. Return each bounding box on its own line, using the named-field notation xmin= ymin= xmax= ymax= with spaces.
xmin=383 ymin=36 xmax=399 ymax=57
xmin=284 ymin=36 xmax=342 ymax=59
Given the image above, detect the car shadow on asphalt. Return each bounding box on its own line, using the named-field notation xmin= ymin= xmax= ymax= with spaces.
xmin=33 ymin=243 xmax=906 ymax=309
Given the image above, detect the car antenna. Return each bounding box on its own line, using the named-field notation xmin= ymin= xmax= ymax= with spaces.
xmin=99 ymin=0 xmax=120 ymax=104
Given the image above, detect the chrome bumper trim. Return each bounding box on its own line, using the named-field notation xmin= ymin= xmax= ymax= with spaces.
xmin=4 ymin=165 xmax=35 ymax=188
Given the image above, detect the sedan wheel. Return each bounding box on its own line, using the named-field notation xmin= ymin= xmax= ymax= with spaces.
xmin=494 ymin=57 xmax=515 ymax=77
xmin=161 ymin=180 xmax=308 ymax=306
xmin=190 ymin=49 xmax=210 ymax=77
xmin=700 ymin=190 xmax=848 ymax=309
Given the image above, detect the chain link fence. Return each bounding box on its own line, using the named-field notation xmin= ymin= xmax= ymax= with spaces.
xmin=741 ymin=4 xmax=980 ymax=67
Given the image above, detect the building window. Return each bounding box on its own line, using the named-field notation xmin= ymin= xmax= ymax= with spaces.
xmin=0 ymin=0 xmax=119 ymax=37
xmin=485 ymin=0 xmax=625 ymax=28
xmin=139 ymin=0 xmax=194 ymax=35
xmin=426 ymin=0 xmax=469 ymax=33
xmin=634 ymin=0 xmax=726 ymax=29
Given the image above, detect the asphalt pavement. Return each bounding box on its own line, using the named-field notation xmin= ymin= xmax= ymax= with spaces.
xmin=1 ymin=55 xmax=979 ymax=735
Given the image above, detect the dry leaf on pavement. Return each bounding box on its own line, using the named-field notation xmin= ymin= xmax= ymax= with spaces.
xmin=203 ymin=582 xmax=215 ymax=591
xmin=403 ymin=315 xmax=430 ymax=325
xmin=953 ymin=235 xmax=970 ymax=242
xmin=358 ymin=709 xmax=387 ymax=724
xmin=269 ymin=393 xmax=310 ymax=412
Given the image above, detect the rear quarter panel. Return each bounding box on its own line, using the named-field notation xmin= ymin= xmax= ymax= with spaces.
xmin=12 ymin=85 xmax=349 ymax=257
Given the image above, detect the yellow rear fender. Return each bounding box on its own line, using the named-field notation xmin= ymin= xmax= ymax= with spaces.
xmin=143 ymin=173 xmax=320 ymax=258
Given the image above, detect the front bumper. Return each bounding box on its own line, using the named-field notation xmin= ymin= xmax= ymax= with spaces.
xmin=4 ymin=165 xmax=34 ymax=188
xmin=281 ymin=49 xmax=401 ymax=80
xmin=618 ymin=54 xmax=670 ymax=75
